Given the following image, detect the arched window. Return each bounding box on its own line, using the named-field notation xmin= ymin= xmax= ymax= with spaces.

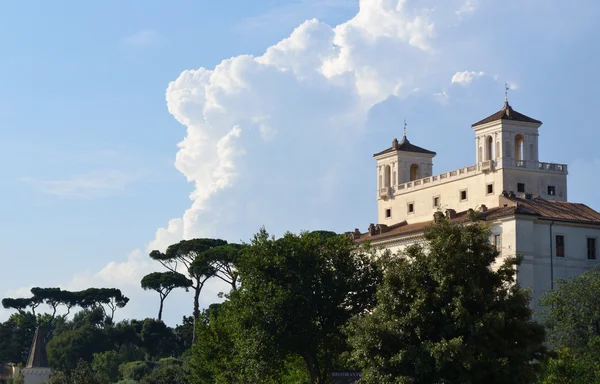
xmin=410 ymin=164 xmax=419 ymax=181
xmin=486 ymin=136 xmax=494 ymax=160
xmin=515 ymin=134 xmax=524 ymax=162
xmin=384 ymin=165 xmax=391 ymax=187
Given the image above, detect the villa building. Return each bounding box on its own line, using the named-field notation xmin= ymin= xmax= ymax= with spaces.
xmin=349 ymin=96 xmax=600 ymax=312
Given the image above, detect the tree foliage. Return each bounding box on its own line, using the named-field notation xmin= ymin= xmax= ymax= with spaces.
xmin=141 ymin=272 xmax=192 ymax=320
xmin=540 ymin=265 xmax=600 ymax=352
xmin=346 ymin=218 xmax=546 ymax=384
xmin=2 ymin=287 xmax=129 ymax=325
xmin=189 ymin=229 xmax=382 ymax=384
xmin=149 ymin=238 xmax=243 ymax=342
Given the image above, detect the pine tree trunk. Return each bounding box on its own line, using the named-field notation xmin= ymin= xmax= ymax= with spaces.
xmin=158 ymin=298 xmax=164 ymax=321
xmin=192 ymin=284 xmax=201 ymax=343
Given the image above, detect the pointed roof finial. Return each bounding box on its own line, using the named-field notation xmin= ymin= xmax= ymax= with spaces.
xmin=403 ymin=119 xmax=407 ymax=138
xmin=504 ymin=82 xmax=510 ymax=104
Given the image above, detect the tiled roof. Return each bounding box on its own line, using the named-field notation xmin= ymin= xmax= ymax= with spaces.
xmin=26 ymin=327 xmax=49 ymax=368
xmin=472 ymin=102 xmax=542 ymax=127
xmin=373 ymin=136 xmax=436 ymax=157
xmin=506 ymin=196 xmax=600 ymax=223
xmin=350 ymin=196 xmax=600 ymax=243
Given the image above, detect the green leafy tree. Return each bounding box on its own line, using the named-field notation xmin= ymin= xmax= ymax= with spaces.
xmin=346 ymin=218 xmax=546 ymax=384
xmin=140 ymin=357 xmax=190 ymax=384
xmin=139 ymin=318 xmax=179 ymax=360
xmin=540 ymin=266 xmax=600 ymax=352
xmin=174 ymin=316 xmax=194 ymax=353
xmin=141 ymin=272 xmax=192 ymax=321
xmin=150 ymin=238 xmax=227 ymax=341
xmin=536 ymin=347 xmax=600 ymax=384
xmin=47 ymin=325 xmax=110 ymax=372
xmin=196 ymin=229 xmax=381 ymax=384
xmin=203 ymin=243 xmax=245 ymax=291
xmin=120 ymin=361 xmax=155 ymax=382
xmin=70 ymin=359 xmax=101 ymax=384
xmin=91 ymin=350 xmax=127 ymax=384
xmin=1 ymin=298 xmax=41 ymax=316
xmin=0 ymin=312 xmax=38 ymax=364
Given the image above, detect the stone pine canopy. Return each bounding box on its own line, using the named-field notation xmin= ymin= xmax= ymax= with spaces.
xmin=472 ymin=101 xmax=542 ymax=127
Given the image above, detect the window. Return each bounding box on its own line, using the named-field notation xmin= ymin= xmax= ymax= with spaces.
xmin=588 ymin=238 xmax=597 ymax=260
xmin=385 ymin=209 xmax=391 ymax=218
xmin=433 ymin=196 xmax=440 ymax=208
xmin=556 ymin=235 xmax=565 ymax=257
xmin=460 ymin=190 xmax=467 ymax=201
xmin=487 ymin=183 xmax=494 ymax=195
xmin=408 ymin=203 xmax=414 ymax=214
xmin=548 ymin=185 xmax=556 ymax=196
xmin=517 ymin=183 xmax=525 ymax=193
xmin=493 ymin=234 xmax=502 ymax=251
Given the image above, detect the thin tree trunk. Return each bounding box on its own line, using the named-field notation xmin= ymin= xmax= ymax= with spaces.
xmin=192 ymin=283 xmax=201 ymax=344
xmin=158 ymin=297 xmax=164 ymax=321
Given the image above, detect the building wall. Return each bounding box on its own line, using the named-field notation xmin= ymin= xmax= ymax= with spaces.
xmin=377 ymin=171 xmax=504 ymax=225
xmin=516 ymin=219 xmax=600 ymax=313
xmin=502 ymin=168 xmax=567 ymax=201
xmin=367 ymin=217 xmax=600 ymax=316
xmin=22 ymin=368 xmax=51 ymax=384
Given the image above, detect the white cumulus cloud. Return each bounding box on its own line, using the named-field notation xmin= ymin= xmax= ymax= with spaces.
xmin=451 ymin=70 xmax=485 ymax=85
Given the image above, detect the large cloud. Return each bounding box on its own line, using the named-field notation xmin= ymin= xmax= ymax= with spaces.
xmin=155 ymin=0 xmax=453 ymax=252
xmin=3 ymin=0 xmax=525 ymax=325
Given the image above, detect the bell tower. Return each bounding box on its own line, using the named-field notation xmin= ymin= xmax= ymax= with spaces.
xmin=472 ymin=85 xmax=542 ymax=172
xmin=471 ymin=87 xmax=567 ymax=201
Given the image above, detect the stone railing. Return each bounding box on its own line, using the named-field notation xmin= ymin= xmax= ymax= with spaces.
xmin=395 ymin=164 xmax=479 ymax=194
xmin=378 ymin=158 xmax=567 ymax=197
xmin=509 ymin=159 xmax=567 ymax=174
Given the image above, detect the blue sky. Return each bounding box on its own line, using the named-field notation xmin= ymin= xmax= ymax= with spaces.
xmin=1 ymin=0 xmax=599 ymax=326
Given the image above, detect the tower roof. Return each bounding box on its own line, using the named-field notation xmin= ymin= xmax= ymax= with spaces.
xmin=26 ymin=327 xmax=49 ymax=368
xmin=373 ymin=135 xmax=436 ymax=157
xmin=472 ymin=101 xmax=542 ymax=127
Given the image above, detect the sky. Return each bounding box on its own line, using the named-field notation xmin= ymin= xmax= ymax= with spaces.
xmin=1 ymin=0 xmax=599 ymax=326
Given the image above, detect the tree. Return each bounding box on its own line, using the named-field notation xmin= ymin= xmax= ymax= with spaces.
xmin=30 ymin=287 xmax=64 ymax=319
xmin=346 ymin=218 xmax=546 ymax=384
xmin=1 ymin=298 xmax=39 ymax=316
xmin=150 ymin=238 xmax=227 ymax=342
xmin=76 ymin=288 xmax=129 ymax=322
xmin=91 ymin=350 xmax=127 ymax=384
xmin=203 ymin=243 xmax=245 ymax=291
xmin=540 ymin=266 xmax=600 ymax=353
xmin=201 ymin=229 xmax=381 ymax=384
xmin=47 ymin=324 xmax=111 ymax=372
xmin=536 ymin=347 xmax=600 ymax=384
xmin=141 ymin=272 xmax=192 ymax=321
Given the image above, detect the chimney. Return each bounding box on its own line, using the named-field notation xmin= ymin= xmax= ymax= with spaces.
xmin=392 ymin=138 xmax=398 ymax=149
xmin=368 ymin=224 xmax=377 ymax=236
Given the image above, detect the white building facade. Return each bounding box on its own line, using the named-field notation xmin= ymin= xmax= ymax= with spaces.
xmin=352 ymin=99 xmax=600 ymax=313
